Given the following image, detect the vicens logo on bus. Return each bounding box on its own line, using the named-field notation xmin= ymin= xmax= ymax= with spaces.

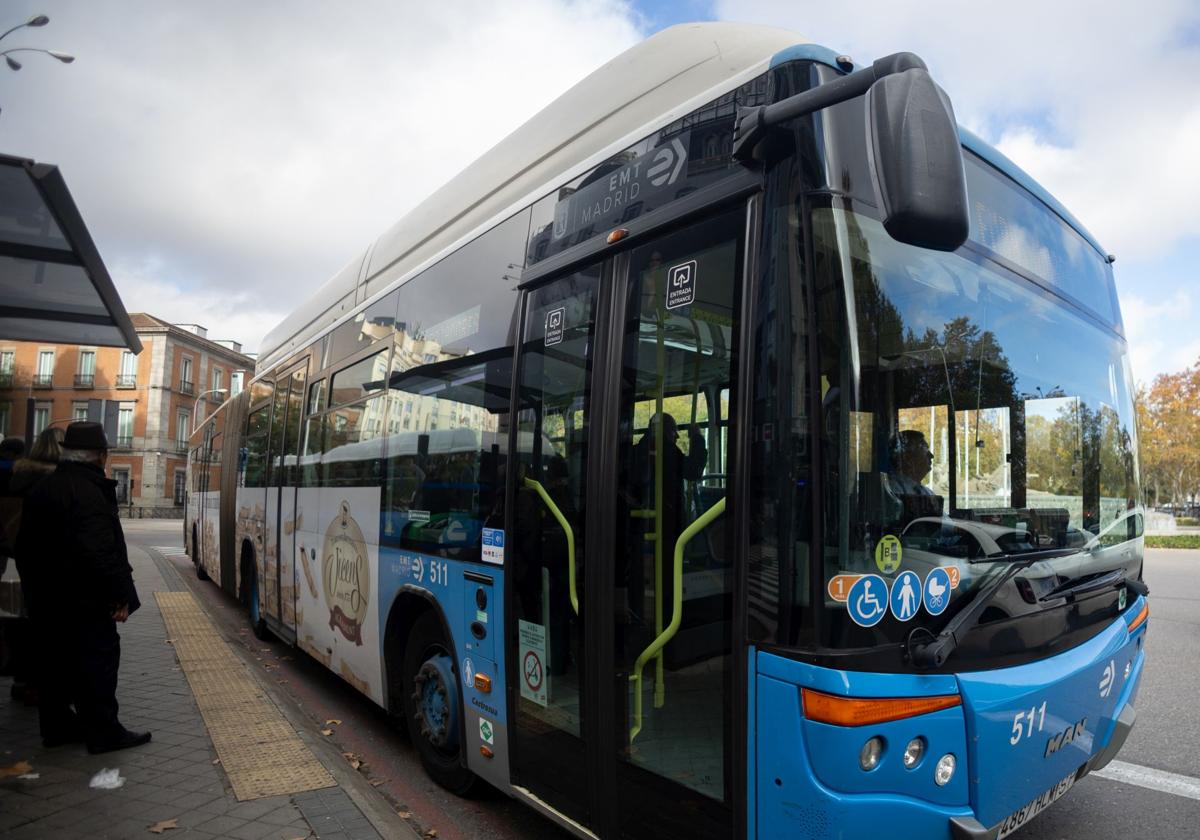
xmin=322 ymin=500 xmax=369 ymax=646
xmin=1044 ymin=717 xmax=1087 ymax=757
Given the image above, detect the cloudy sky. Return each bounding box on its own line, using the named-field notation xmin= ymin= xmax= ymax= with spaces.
xmin=3 ymin=0 xmax=1197 ymax=383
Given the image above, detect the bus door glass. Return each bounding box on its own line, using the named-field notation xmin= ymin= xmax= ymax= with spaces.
xmin=510 ymin=264 xmax=602 ymax=824
xmin=263 ymin=361 xmax=307 ymax=630
xmin=610 ymin=209 xmax=742 ymax=835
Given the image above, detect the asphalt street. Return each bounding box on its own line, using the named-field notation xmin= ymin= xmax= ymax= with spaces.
xmin=125 ymin=521 xmax=1200 ymax=840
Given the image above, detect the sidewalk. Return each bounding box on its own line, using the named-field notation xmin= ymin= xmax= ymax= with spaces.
xmin=0 ymin=538 xmax=394 ymax=839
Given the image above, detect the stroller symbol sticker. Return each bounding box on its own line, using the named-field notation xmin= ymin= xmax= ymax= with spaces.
xmin=847 ymin=574 xmax=889 ymax=627
xmin=923 ymin=568 xmax=951 ymax=616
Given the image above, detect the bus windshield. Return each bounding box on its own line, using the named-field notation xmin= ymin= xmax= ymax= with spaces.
xmin=811 ymin=203 xmax=1142 ymax=657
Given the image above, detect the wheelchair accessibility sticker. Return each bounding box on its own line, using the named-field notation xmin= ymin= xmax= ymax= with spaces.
xmin=924 ymin=568 xmax=952 ymax=616
xmin=847 ymin=574 xmax=889 ymax=627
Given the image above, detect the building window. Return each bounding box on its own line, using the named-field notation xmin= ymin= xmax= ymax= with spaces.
xmin=211 ymin=367 xmax=223 ymax=392
xmin=180 ymin=356 xmax=194 ymax=395
xmin=34 ymin=350 xmax=54 ymax=388
xmin=33 ymin=402 xmax=51 ymax=434
xmin=173 ymin=471 xmax=186 ymax=505
xmin=76 ymin=349 xmax=96 ymax=388
xmin=0 ymin=402 xmax=9 ymax=435
xmin=177 ymin=408 xmax=191 ymax=445
xmin=112 ymin=468 xmax=130 ymax=503
xmin=72 ymin=402 xmax=89 ymax=421
xmin=117 ymin=405 xmax=134 ymax=448
xmin=0 ymin=350 xmax=13 ymax=388
xmin=230 ymin=371 xmax=244 ymax=396
xmin=117 ymin=351 xmax=137 ymax=388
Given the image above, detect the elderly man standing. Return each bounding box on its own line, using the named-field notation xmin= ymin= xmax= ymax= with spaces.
xmin=15 ymin=421 xmax=150 ymax=753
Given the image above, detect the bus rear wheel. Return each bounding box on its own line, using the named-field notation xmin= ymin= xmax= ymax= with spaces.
xmin=194 ymin=524 xmax=209 ymax=580
xmin=401 ymin=612 xmax=476 ymax=795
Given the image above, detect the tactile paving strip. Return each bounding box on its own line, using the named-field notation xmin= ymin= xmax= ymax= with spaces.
xmin=155 ymin=591 xmax=335 ymax=800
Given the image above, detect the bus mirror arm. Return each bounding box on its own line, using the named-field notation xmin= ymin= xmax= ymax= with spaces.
xmin=734 ymin=50 xmax=970 ymax=253
xmin=732 ymin=51 xmax=928 ymax=162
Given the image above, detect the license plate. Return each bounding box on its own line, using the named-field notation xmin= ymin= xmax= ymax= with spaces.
xmin=996 ymin=768 xmax=1080 ymax=839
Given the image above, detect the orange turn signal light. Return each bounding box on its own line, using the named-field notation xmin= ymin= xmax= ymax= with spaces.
xmin=474 ymin=673 xmax=492 ymax=694
xmin=480 ymin=745 xmax=494 ymax=759
xmin=1127 ymin=602 xmax=1149 ymax=634
xmin=607 ymin=228 xmax=630 ymax=244
xmin=801 ymin=688 xmax=961 ymax=727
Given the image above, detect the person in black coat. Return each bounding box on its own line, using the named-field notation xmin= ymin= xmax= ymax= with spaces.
xmin=14 ymin=421 xmax=150 ymax=753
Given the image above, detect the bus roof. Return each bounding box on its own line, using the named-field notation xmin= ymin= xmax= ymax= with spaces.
xmin=256 ymin=22 xmax=801 ymax=371
xmin=256 ymin=22 xmax=1110 ymax=375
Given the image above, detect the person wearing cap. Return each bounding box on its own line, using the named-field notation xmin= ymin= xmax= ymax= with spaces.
xmin=14 ymin=421 xmax=150 ymax=753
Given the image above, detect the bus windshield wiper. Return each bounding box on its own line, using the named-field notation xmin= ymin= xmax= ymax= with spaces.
xmin=1039 ymin=568 xmax=1150 ymax=602
xmin=908 ymin=549 xmax=1080 ymax=669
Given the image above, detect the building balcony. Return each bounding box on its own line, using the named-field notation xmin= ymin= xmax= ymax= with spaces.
xmin=0 ymin=372 xmax=11 ymax=389
xmin=74 ymin=373 xmax=95 ymax=389
xmin=32 ymin=374 xmax=53 ymax=389
xmin=179 ymin=380 xmax=195 ymax=396
xmin=173 ymin=440 xmax=189 ymax=453
xmin=114 ymin=435 xmax=134 ymax=450
xmin=116 ymin=374 xmax=137 ymax=389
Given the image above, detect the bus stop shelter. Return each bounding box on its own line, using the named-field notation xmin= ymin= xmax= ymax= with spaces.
xmin=0 ymin=152 xmax=141 ymax=352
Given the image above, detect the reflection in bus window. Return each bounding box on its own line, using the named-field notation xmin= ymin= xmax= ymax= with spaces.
xmin=330 ymin=350 xmax=390 ymax=407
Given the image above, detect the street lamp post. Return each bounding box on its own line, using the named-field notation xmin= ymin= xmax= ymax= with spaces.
xmin=0 ymin=14 xmax=49 ymax=44
xmin=0 ymin=13 xmax=73 ymax=80
xmin=193 ymin=389 xmax=228 ymax=433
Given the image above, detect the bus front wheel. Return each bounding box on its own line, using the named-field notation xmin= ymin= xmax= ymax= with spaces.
xmin=240 ymin=550 xmax=270 ymax=642
xmin=401 ymin=611 xmax=476 ymax=795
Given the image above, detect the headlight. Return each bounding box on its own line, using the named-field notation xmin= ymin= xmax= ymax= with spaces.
xmin=860 ymin=737 xmax=884 ymax=771
xmin=903 ymin=737 xmax=926 ymax=769
xmin=934 ymin=753 xmax=956 ymax=786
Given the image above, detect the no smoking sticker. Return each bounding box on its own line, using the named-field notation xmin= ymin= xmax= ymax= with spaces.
xmin=518 ymin=620 xmax=548 ymax=707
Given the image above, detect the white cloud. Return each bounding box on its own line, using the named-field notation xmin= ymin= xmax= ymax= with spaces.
xmin=4 ymin=0 xmax=642 ymax=351
xmin=715 ymin=0 xmax=1200 ymax=263
xmin=1120 ymin=289 xmax=1200 ymax=386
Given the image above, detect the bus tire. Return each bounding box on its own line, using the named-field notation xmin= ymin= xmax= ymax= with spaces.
xmin=401 ymin=611 xmax=476 ymax=795
xmin=194 ymin=524 xmax=209 ymax=581
xmin=240 ymin=547 xmax=270 ymax=642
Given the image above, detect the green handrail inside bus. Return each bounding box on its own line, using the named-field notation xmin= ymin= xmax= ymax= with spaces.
xmin=524 ymin=476 xmax=579 ymax=616
xmin=628 ymin=495 xmax=725 ymax=743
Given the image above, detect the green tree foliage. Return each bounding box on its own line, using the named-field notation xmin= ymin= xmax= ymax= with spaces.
xmin=1137 ymin=358 xmax=1200 ymax=507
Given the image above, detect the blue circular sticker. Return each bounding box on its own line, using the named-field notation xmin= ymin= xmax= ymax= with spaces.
xmin=847 ymin=574 xmax=889 ymax=627
xmin=889 ymin=570 xmax=922 ymax=622
xmin=923 ymin=568 xmax=952 ymax=616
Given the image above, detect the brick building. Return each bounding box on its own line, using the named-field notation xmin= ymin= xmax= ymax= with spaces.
xmin=0 ymin=314 xmax=254 ymax=517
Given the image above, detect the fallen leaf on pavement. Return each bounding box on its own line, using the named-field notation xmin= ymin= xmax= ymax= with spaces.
xmin=341 ymin=752 xmax=362 ymax=770
xmin=147 ymin=818 xmax=179 ymax=834
xmin=397 ymin=810 xmax=412 ymax=819
xmin=370 ymin=779 xmax=384 ymax=786
xmin=211 ymin=759 xmax=221 ymax=765
xmin=324 ymin=719 xmax=342 ymax=726
xmin=0 ymin=761 xmax=33 ymax=779
xmin=425 ymin=830 xmax=438 ymax=838
xmin=320 ymin=729 xmax=333 ymax=736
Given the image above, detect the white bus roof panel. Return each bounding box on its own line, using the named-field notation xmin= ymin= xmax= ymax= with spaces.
xmin=257 ymin=22 xmax=805 ymax=370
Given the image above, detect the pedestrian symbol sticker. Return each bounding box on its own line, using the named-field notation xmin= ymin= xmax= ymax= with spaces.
xmin=890 ymin=570 xmax=921 ymax=622
xmin=924 ymin=568 xmax=952 ymax=616
xmin=545 ymin=307 xmax=566 ymax=346
xmin=462 ymin=657 xmax=475 ymax=688
xmin=846 ymin=574 xmax=889 ymax=627
xmin=875 ymin=534 xmax=902 ymax=574
xmin=479 ymin=717 xmax=495 ymax=746
xmin=665 ymin=260 xmax=697 ymax=310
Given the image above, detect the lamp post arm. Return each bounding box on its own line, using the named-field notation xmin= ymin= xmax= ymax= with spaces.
xmin=192 ymin=389 xmax=228 ymax=433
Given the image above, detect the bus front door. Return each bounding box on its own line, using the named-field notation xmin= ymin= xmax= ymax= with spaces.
xmin=509 ymin=207 xmax=743 ymax=839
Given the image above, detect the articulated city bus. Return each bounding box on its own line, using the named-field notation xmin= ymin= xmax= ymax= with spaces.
xmin=186 ymin=22 xmax=1148 ymax=840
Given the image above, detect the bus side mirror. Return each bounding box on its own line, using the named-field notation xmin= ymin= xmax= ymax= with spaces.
xmin=865 ymin=68 xmax=969 ymax=252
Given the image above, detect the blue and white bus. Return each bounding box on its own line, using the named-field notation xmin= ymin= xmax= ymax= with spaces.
xmin=186 ymin=22 xmax=1148 ymax=840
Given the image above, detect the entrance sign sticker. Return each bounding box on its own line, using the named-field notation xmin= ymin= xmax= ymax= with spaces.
xmin=518 ymin=619 xmax=548 ymax=707
xmin=875 ymin=534 xmax=902 ymax=574
xmin=665 ymin=260 xmax=697 ymax=310
xmin=545 ymin=307 xmax=566 ymax=346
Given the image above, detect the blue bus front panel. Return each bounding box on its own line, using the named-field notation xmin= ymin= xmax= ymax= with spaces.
xmin=753 ymin=602 xmax=1146 ymax=839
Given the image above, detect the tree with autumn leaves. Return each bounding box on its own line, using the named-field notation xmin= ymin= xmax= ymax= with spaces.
xmin=1137 ymin=357 xmax=1200 ymax=509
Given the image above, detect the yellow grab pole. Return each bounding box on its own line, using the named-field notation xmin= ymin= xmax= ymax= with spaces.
xmin=524 ymin=477 xmax=578 ymax=615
